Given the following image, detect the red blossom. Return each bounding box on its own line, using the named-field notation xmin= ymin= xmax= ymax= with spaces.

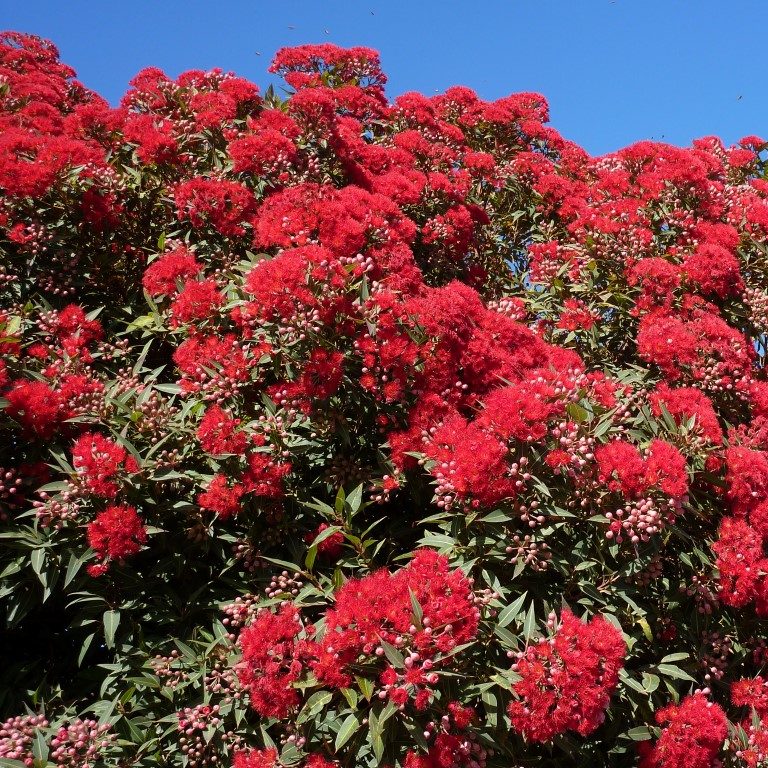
xmin=638 ymin=693 xmax=727 ymax=768
xmin=86 ymin=505 xmax=147 ymax=573
xmin=507 ymin=610 xmax=625 ymax=742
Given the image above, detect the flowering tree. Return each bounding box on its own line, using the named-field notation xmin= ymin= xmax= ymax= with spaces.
xmin=3 ymin=30 xmax=768 ymax=768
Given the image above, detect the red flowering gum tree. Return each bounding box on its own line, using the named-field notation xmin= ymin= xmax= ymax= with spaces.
xmin=3 ymin=32 xmax=768 ymax=768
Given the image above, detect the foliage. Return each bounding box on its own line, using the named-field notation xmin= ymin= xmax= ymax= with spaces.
xmin=2 ymin=31 xmax=768 ymax=768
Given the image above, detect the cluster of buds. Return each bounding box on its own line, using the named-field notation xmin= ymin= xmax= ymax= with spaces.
xmin=506 ymin=534 xmax=551 ymax=571
xmin=339 ymin=251 xmax=375 ymax=277
xmin=700 ymin=630 xmax=732 ymax=682
xmin=153 ymin=447 xmax=183 ymax=470
xmin=64 ymin=378 xmax=106 ymax=418
xmin=187 ymin=520 xmax=210 ymax=544
xmin=96 ymin=338 xmax=131 ymax=362
xmin=604 ymin=495 xmax=676 ymax=544
xmin=150 ymin=649 xmax=187 ymax=689
xmin=486 ymin=296 xmax=527 ymax=322
xmin=549 ymin=421 xmax=595 ymax=478
xmin=130 ymin=389 xmax=179 ymax=436
xmin=750 ymin=638 xmax=768 ymax=667
xmin=264 ymin=571 xmax=304 ymax=601
xmin=254 ymin=410 xmax=294 ymax=443
xmin=681 ymin=574 xmax=719 ymax=615
xmin=473 ymin=587 xmax=501 ymax=615
xmin=231 ymin=540 xmax=264 ymax=573
xmin=368 ymin=473 xmax=400 ymax=505
xmin=745 ymin=286 xmax=768 ymax=331
xmin=280 ymin=727 xmax=306 ymax=750
xmin=178 ymin=704 xmax=242 ymax=767
xmin=273 ymin=307 xmax=325 ymax=346
xmin=438 ymin=378 xmax=470 ymax=402
xmin=635 ymin=555 xmax=664 ymax=586
xmin=0 ymin=259 xmax=17 ymax=287
xmin=38 ymin=250 xmax=80 ymax=298
xmin=0 ymin=713 xmax=49 ymax=766
xmin=32 ymin=490 xmax=84 ymax=529
xmin=695 ymin=354 xmax=750 ymax=395
xmin=592 ymin=219 xmax=657 ymax=267
xmin=10 ymin=221 xmax=51 ymax=254
xmin=49 ymin=719 xmax=113 ymax=768
xmin=221 ymin=595 xmax=260 ymax=631
xmin=204 ymin=659 xmax=243 ymax=704
xmin=0 ymin=467 xmax=25 ymax=520
xmin=111 ymin=367 xmax=145 ymax=396
xmin=325 ymin=454 xmax=367 ymax=490
xmin=182 ymin=354 xmax=249 ymax=405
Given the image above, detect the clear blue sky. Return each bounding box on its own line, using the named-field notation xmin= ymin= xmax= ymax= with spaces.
xmin=3 ymin=0 xmax=765 ymax=155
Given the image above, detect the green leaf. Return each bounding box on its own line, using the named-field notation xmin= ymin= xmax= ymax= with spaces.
xmin=340 ymin=688 xmax=358 ymax=709
xmin=656 ymin=663 xmax=696 ymax=682
xmin=481 ymin=509 xmax=512 ymax=524
xmin=173 ymin=639 xmax=197 ymax=660
xmin=334 ymin=486 xmax=346 ymax=515
xmin=103 ymin=609 xmax=120 ymax=649
xmin=356 ymin=676 xmax=373 ymax=701
xmin=30 ymin=548 xmax=46 ymax=583
xmin=642 ymin=672 xmax=660 ymax=693
xmin=78 ymin=632 xmax=95 ymax=666
xmin=493 ymin=625 xmax=518 ymax=649
xmin=567 ymin=402 xmax=590 ymax=423
xmin=32 ymin=728 xmax=48 ymax=764
xmin=154 ymin=382 xmax=183 ymax=394
xmin=619 ymin=669 xmax=646 ymax=694
xmin=522 ymin=602 xmax=537 ymax=642
xmin=280 ymin=744 xmax=303 ymax=766
xmin=64 ymin=551 xmax=86 ymax=587
xmin=497 ymin=591 xmax=527 ymax=628
xmin=311 ymin=525 xmax=343 ymax=548
xmin=409 ymin=588 xmax=423 ymax=627
xmin=335 ymin=713 xmax=361 ymax=750
xmin=296 ymin=691 xmax=333 ymax=725
xmin=380 ymin=639 xmax=405 ymax=669
xmin=637 ymin=617 xmax=653 ymax=642
xmin=346 ymin=484 xmax=363 ymax=515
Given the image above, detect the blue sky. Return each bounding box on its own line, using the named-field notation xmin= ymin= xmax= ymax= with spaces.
xmin=3 ymin=0 xmax=766 ymax=155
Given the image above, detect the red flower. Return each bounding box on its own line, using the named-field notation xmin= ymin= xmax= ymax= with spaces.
xmin=169 ymin=278 xmax=222 ymax=326
xmin=304 ymin=523 xmax=344 ymax=560
xmin=197 ymin=475 xmax=245 ymax=519
xmin=638 ymin=693 xmax=727 ymax=768
xmin=6 ymin=380 xmax=66 ymax=439
xmin=237 ymin=604 xmax=304 ymax=718
xmin=197 ymin=406 xmax=247 ymax=455
xmin=174 ymin=178 xmax=254 ymax=237
xmin=232 ymin=748 xmax=278 ymax=768
xmin=508 ymin=610 xmax=625 ymax=742
xmin=86 ymin=505 xmax=147 ymax=572
xmin=72 ymin=432 xmax=138 ymax=498
xmin=142 ymin=246 xmax=202 ymax=296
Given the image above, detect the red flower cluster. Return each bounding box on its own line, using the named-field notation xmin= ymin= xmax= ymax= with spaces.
xmin=142 ymin=246 xmax=202 ymax=296
xmin=71 ymin=432 xmax=138 ymax=498
xmin=237 ymin=604 xmax=304 ymax=718
xmin=86 ymin=505 xmax=147 ymax=575
xmin=507 ymin=610 xmax=625 ymax=742
xmin=638 ymin=693 xmax=728 ymax=768
xmin=236 ymin=551 xmax=478 ymax=716
xmin=7 ymin=30 xmax=768 ymax=768
xmin=174 ymin=178 xmax=255 ymax=237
